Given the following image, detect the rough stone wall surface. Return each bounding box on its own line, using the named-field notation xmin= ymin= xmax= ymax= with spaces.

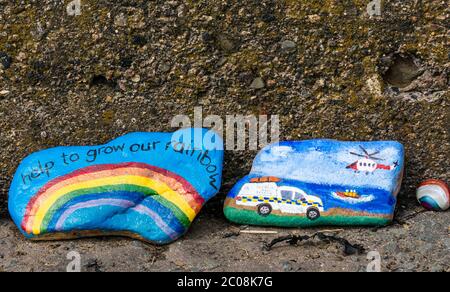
xmin=0 ymin=1 xmax=448 ymax=272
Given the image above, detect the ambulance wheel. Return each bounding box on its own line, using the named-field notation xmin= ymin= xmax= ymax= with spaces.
xmin=307 ymin=208 xmax=320 ymax=220
xmin=257 ymin=204 xmax=272 ymax=216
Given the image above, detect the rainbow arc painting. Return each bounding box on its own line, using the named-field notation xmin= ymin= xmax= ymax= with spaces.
xmin=9 ymin=130 xmax=224 ymax=244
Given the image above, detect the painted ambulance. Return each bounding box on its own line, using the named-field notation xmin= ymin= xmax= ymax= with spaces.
xmin=235 ymin=177 xmax=324 ymax=220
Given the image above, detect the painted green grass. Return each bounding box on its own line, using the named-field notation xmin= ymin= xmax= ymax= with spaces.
xmin=224 ymin=207 xmax=391 ymax=228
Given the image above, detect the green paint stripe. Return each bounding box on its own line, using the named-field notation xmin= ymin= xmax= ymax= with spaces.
xmin=224 ymin=206 xmax=391 ymax=228
xmin=150 ymin=196 xmax=191 ymax=228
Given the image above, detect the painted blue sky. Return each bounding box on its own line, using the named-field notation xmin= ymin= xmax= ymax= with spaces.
xmin=251 ymin=140 xmax=404 ymax=193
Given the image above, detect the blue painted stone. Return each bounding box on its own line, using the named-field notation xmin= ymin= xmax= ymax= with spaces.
xmin=9 ymin=128 xmax=223 ymax=245
xmin=224 ymin=140 xmax=404 ymax=227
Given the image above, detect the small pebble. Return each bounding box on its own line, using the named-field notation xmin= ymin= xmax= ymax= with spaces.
xmin=131 ymin=75 xmax=141 ymax=83
xmin=250 ymin=77 xmax=265 ymax=89
xmin=281 ymin=40 xmax=296 ymax=51
xmin=417 ymin=179 xmax=450 ymax=211
xmin=217 ymin=35 xmax=235 ymax=52
xmin=105 ymin=96 xmax=113 ymax=103
xmin=159 ymin=63 xmax=171 ymax=73
xmin=16 ymin=52 xmax=26 ymax=62
xmin=267 ymin=80 xmax=276 ymax=87
xmin=114 ymin=14 xmax=127 ymax=27
xmin=0 ymin=52 xmax=12 ymax=69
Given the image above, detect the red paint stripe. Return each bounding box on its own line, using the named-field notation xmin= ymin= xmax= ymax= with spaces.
xmin=22 ymin=162 xmax=204 ymax=231
xmin=376 ymin=164 xmax=391 ymax=170
xmin=419 ymin=179 xmax=449 ymax=200
xmin=346 ymin=162 xmax=357 ymax=170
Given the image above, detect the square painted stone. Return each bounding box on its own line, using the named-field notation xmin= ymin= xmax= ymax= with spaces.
xmin=224 ymin=140 xmax=404 ymax=227
xmin=9 ymin=128 xmax=223 ymax=244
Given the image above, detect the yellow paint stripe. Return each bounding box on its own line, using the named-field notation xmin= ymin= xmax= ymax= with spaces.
xmin=31 ymin=175 xmax=196 ymax=235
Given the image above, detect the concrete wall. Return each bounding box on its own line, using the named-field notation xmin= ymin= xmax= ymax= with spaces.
xmin=0 ymin=1 xmax=448 ymax=215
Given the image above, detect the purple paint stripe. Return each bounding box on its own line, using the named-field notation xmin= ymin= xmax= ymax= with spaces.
xmin=54 ymin=199 xmax=179 ymax=240
xmin=55 ymin=199 xmax=135 ymax=231
xmin=132 ymin=205 xmax=178 ymax=240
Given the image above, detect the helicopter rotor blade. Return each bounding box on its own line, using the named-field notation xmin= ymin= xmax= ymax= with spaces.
xmin=370 ymin=157 xmax=384 ymax=161
xmin=359 ymin=146 xmax=370 ymax=156
xmin=350 ymin=152 xmax=366 ymax=158
xmin=369 ymin=151 xmax=380 ymax=157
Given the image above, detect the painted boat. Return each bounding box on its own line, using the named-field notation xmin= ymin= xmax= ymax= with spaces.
xmin=336 ymin=190 xmax=361 ymax=199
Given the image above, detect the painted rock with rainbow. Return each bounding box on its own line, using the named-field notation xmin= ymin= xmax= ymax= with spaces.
xmin=416 ymin=179 xmax=450 ymax=211
xmin=8 ymin=129 xmax=223 ymax=244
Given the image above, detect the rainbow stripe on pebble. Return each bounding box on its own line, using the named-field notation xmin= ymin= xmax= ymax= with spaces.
xmin=417 ymin=179 xmax=450 ymax=211
xmin=21 ymin=162 xmax=204 ymax=240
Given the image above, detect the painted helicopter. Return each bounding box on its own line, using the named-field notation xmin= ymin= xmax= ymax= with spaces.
xmin=346 ymin=146 xmax=398 ymax=174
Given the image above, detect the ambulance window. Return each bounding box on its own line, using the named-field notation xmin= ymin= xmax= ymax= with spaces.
xmin=294 ymin=193 xmax=304 ymax=200
xmin=281 ymin=190 xmax=293 ymax=200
